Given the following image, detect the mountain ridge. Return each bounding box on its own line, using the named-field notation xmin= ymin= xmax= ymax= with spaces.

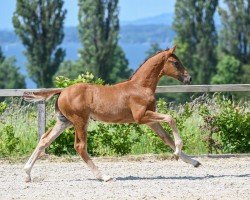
xmin=0 ymin=24 xmax=175 ymax=45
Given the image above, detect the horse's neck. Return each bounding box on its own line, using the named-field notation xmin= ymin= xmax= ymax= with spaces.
xmin=130 ymin=52 xmax=165 ymax=91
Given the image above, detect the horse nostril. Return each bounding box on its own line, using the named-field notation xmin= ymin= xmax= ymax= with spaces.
xmin=189 ymin=77 xmax=192 ymax=82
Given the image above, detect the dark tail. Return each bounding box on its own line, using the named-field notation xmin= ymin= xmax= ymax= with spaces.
xmin=23 ymin=89 xmax=63 ymax=102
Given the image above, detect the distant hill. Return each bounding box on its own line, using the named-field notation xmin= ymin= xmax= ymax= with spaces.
xmin=0 ymin=24 xmax=174 ymax=45
xmin=121 ymin=12 xmax=221 ymax=26
xmin=121 ymin=13 xmax=174 ymax=26
xmin=120 ymin=24 xmax=174 ymax=43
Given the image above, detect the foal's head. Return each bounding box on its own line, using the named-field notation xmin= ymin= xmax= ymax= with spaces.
xmin=161 ymin=46 xmax=192 ymax=85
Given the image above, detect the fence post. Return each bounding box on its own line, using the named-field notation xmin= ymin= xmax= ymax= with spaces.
xmin=37 ymin=101 xmax=46 ymax=139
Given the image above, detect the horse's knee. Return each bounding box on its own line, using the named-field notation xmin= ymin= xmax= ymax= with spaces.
xmin=39 ymin=138 xmax=50 ymax=150
xmin=165 ymin=116 xmax=176 ymax=127
xmin=74 ymin=142 xmax=86 ymax=152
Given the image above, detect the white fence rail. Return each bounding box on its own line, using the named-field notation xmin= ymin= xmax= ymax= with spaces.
xmin=156 ymin=84 xmax=250 ymax=93
xmin=0 ymin=84 xmax=249 ymax=139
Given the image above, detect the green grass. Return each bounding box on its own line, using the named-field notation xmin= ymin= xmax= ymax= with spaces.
xmin=0 ymin=98 xmax=56 ymax=157
xmin=181 ymin=113 xmax=207 ymax=154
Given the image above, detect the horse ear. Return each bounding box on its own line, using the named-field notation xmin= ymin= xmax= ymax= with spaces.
xmin=170 ymin=45 xmax=177 ymax=54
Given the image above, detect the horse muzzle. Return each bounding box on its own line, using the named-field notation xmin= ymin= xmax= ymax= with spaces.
xmin=182 ymin=75 xmax=192 ymax=85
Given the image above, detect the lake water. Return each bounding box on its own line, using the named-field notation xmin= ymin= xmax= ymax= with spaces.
xmin=2 ymin=42 xmax=167 ymax=88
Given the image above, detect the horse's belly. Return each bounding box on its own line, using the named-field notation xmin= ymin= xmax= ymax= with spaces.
xmin=90 ymin=109 xmax=134 ymax=123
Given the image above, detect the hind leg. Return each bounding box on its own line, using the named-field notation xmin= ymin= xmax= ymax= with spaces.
xmin=73 ymin=122 xmax=112 ymax=182
xmin=24 ymin=118 xmax=71 ymax=182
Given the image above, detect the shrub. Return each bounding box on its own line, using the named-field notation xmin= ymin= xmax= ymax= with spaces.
xmin=212 ymin=55 xmax=242 ymax=84
xmin=0 ymin=99 xmax=38 ymax=157
xmin=156 ymin=98 xmax=201 ymax=153
xmin=0 ymin=102 xmax=7 ymax=114
xmin=198 ymin=102 xmax=221 ymax=154
xmin=214 ymin=99 xmax=250 ymax=153
xmin=54 ymin=72 xmax=104 ymax=88
xmin=88 ymin=123 xmax=142 ymax=156
xmin=0 ymin=125 xmax=20 ymax=157
xmin=46 ymin=120 xmax=76 ymax=156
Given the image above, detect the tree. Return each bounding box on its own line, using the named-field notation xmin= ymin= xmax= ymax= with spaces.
xmin=242 ymin=64 xmax=250 ymax=83
xmin=78 ymin=0 xmax=131 ymax=83
xmin=173 ymin=0 xmax=218 ymax=84
xmin=0 ymin=57 xmax=26 ymax=89
xmin=145 ymin=43 xmax=162 ymax=57
xmin=211 ymin=55 xmax=243 ymax=84
xmin=0 ymin=47 xmax=5 ymax=63
xmin=108 ymin=46 xmax=133 ymax=83
xmin=13 ymin=0 xmax=66 ymax=87
xmin=54 ymin=60 xmax=85 ymax=80
xmin=218 ymin=0 xmax=250 ymax=64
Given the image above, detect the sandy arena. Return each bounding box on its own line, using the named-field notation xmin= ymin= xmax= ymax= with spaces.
xmin=0 ymin=156 xmax=249 ymax=200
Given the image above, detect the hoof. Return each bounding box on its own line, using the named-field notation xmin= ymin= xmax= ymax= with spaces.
xmin=194 ymin=161 xmax=202 ymax=168
xmin=171 ymin=154 xmax=179 ymax=161
xmin=102 ymin=175 xmax=113 ymax=182
xmin=25 ymin=175 xmax=31 ymax=183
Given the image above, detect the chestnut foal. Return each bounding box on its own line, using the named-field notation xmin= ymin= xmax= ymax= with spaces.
xmin=23 ymin=46 xmax=200 ymax=182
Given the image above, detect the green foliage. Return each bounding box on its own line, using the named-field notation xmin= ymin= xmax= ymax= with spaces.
xmin=88 ymin=124 xmax=142 ymax=156
xmin=0 ymin=102 xmax=8 ymax=115
xmin=212 ymin=55 xmax=243 ymax=84
xmin=47 ymin=122 xmax=143 ymax=156
xmin=13 ymin=0 xmax=66 ymax=87
xmin=107 ymin=46 xmax=133 ymax=83
xmin=0 ymin=125 xmax=20 ymax=157
xmin=173 ymin=0 xmax=218 ymax=84
xmin=0 ymin=47 xmax=5 ymax=63
xmin=218 ymin=0 xmax=250 ymax=64
xmin=146 ymin=43 xmax=162 ymax=57
xmin=78 ymin=0 xmax=131 ymax=83
xmin=198 ymin=104 xmax=221 ymax=153
xmin=54 ymin=72 xmax=104 ymax=88
xmin=242 ymin=64 xmax=250 ymax=84
xmin=156 ymin=98 xmax=198 ymax=152
xmin=214 ymin=99 xmax=250 ymax=153
xmin=0 ymin=98 xmax=38 ymax=157
xmin=0 ymin=57 xmax=26 ymax=89
xmin=47 ymin=120 xmax=76 ymax=156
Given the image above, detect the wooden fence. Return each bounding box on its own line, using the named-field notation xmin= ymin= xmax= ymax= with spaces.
xmin=0 ymin=84 xmax=249 ymax=139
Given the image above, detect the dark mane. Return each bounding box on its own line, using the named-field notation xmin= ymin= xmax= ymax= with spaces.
xmin=128 ymin=48 xmax=170 ymax=80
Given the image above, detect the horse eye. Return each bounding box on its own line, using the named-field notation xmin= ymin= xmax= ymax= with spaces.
xmin=173 ymin=61 xmax=179 ymax=68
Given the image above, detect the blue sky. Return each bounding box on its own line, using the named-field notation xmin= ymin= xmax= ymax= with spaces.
xmin=0 ymin=0 xmax=175 ymax=30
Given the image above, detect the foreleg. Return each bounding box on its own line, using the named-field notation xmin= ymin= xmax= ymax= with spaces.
xmin=148 ymin=122 xmax=201 ymax=167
